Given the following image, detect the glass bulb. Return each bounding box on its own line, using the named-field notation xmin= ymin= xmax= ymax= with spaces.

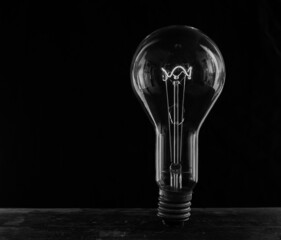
xmin=131 ymin=26 xmax=225 ymax=226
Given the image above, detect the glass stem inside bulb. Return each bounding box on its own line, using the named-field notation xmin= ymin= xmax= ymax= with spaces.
xmin=173 ymin=82 xmax=179 ymax=165
xmin=159 ymin=65 xmax=194 ymax=191
xmin=171 ymin=81 xmax=182 ymax=189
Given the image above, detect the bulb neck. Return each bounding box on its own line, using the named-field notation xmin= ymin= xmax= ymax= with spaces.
xmin=158 ymin=189 xmax=192 ymax=226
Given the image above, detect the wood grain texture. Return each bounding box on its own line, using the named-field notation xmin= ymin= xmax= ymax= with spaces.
xmin=0 ymin=208 xmax=280 ymax=239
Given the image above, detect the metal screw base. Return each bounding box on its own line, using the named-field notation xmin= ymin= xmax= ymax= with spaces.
xmin=158 ymin=190 xmax=192 ymax=226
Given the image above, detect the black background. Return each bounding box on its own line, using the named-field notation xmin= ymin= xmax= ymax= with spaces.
xmin=0 ymin=0 xmax=281 ymax=208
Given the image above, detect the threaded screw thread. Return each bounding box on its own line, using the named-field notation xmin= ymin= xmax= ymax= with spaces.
xmin=157 ymin=190 xmax=192 ymax=226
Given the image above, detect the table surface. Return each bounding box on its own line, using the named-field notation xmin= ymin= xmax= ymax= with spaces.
xmin=0 ymin=208 xmax=280 ymax=239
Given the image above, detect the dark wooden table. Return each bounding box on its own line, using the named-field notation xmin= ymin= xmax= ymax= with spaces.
xmin=0 ymin=208 xmax=280 ymax=239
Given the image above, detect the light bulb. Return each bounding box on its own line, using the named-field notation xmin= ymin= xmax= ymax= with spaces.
xmin=131 ymin=26 xmax=225 ymax=226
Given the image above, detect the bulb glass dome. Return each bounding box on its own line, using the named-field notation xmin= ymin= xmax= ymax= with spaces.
xmin=131 ymin=25 xmax=225 ymax=225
